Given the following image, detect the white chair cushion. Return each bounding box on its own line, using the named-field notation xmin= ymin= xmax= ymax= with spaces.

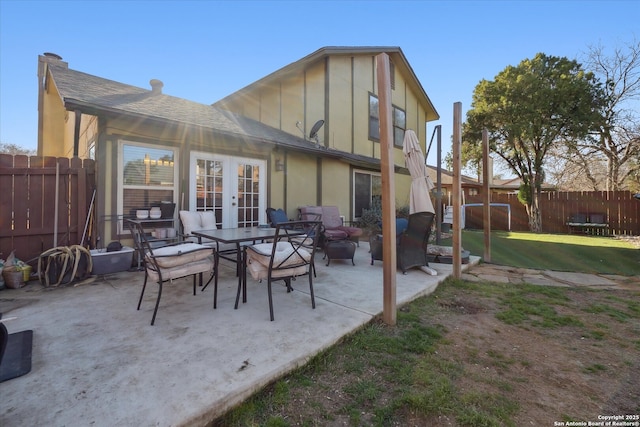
xmin=179 ymin=210 xmax=217 ymax=244
xmin=179 ymin=211 xmax=201 ymax=236
xmin=200 ymin=211 xmax=216 ymax=229
xmin=246 ymin=261 xmax=307 ymax=281
xmin=147 ymin=257 xmax=213 ymax=282
xmin=148 ymin=243 xmax=212 ymax=268
xmin=248 ymin=242 xmax=311 ymax=268
xmin=178 ymin=211 xmax=216 ymax=233
xmin=246 ymin=242 xmax=311 ymax=281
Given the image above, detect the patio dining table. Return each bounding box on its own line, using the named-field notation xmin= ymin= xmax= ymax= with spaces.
xmin=192 ymin=227 xmax=303 ymax=307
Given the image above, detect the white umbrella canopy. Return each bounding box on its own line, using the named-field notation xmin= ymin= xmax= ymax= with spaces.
xmin=403 ymin=130 xmax=435 ymax=214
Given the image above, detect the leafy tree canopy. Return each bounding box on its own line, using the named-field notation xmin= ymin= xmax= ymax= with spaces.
xmin=462 ymin=53 xmax=604 ymax=231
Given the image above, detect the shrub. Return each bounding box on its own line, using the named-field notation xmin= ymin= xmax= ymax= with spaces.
xmin=358 ymin=198 xmax=411 ymax=236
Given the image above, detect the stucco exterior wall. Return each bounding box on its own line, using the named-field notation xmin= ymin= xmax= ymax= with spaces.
xmin=40 ymin=72 xmax=100 ymax=159
xmin=78 ymin=115 xmax=99 ymax=158
xmin=284 ymin=152 xmax=318 ymax=217
xmin=327 ymin=56 xmax=352 ymax=153
xmin=40 ymin=75 xmax=70 ymax=157
xmin=280 ymin=74 xmax=305 ymax=137
xmin=320 ymin=159 xmax=351 ymax=218
xmin=353 ymin=56 xmax=376 ymax=159
xmin=304 ymin=61 xmax=326 ymax=145
xmin=268 ymin=153 xmax=285 ymax=212
xmin=260 ymin=83 xmax=281 ymax=129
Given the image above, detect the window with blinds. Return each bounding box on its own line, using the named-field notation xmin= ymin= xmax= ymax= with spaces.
xmin=120 ymin=143 xmax=177 ymax=217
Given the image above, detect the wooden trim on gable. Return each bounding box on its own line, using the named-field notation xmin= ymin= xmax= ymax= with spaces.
xmin=351 ymin=56 xmax=355 ymax=155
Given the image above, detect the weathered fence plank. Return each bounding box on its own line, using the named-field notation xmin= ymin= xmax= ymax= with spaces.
xmin=0 ymin=155 xmax=95 ymax=265
xmin=464 ymin=191 xmax=640 ymax=235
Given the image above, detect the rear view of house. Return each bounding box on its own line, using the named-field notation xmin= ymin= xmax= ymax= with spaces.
xmin=37 ymin=47 xmax=439 ymax=246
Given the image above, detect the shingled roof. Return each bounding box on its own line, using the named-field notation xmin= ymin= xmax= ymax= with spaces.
xmin=45 ymin=56 xmax=382 ymax=167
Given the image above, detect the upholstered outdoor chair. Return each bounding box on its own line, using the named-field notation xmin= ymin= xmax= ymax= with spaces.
xmin=299 ymin=205 xmax=362 ymax=247
xmin=127 ymin=219 xmax=215 ymax=325
xmin=370 ymin=212 xmax=434 ymax=274
xmin=240 ymin=220 xmax=322 ymax=321
xmin=369 ymin=217 xmax=408 ymax=265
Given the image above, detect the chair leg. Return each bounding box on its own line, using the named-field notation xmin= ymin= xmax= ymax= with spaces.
xmin=150 ymin=281 xmax=163 ymax=326
xmin=234 ymin=251 xmax=245 ymax=310
xmin=137 ymin=273 xmax=149 ymax=310
xmin=198 ymin=271 xmax=216 ymax=309
xmin=193 ymin=274 xmax=197 ymax=296
xmin=213 ymin=274 xmax=218 ymax=309
xmin=308 ymin=275 xmax=316 ymax=309
xmin=267 ymin=278 xmax=275 ymax=321
xmin=234 ymin=272 xmax=242 ymax=309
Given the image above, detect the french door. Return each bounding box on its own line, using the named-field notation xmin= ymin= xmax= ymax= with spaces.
xmin=190 ymin=152 xmax=266 ymax=228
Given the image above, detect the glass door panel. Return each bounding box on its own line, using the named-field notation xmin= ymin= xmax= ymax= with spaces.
xmin=191 ymin=153 xmax=265 ymax=229
xmin=195 ymin=159 xmax=224 ymax=227
xmin=235 ymin=162 xmax=261 ymax=228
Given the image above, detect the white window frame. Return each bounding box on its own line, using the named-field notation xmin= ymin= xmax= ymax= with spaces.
xmin=117 ymin=140 xmax=179 ymax=231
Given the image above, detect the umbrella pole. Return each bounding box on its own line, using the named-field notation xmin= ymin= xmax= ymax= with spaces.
xmin=428 ymin=125 xmax=443 ymax=244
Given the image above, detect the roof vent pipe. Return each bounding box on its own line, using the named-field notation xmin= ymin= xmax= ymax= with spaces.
xmin=150 ymin=79 xmax=163 ymax=95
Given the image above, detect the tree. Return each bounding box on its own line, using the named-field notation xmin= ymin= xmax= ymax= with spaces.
xmin=568 ymin=40 xmax=640 ymax=191
xmin=462 ymin=53 xmax=604 ymax=232
xmin=0 ymin=142 xmax=36 ymax=156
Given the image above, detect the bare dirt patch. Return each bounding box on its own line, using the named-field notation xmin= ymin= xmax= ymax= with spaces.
xmin=426 ymin=284 xmax=640 ymax=426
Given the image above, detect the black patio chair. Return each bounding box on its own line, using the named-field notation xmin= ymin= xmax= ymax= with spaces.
xmin=370 ymin=212 xmax=435 ymax=274
xmin=127 ymin=219 xmax=215 ymax=325
xmin=397 ymin=211 xmax=435 ymax=274
xmin=240 ymin=220 xmax=322 ymax=321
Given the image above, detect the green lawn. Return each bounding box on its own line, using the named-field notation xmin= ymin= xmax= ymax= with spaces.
xmin=440 ymin=230 xmax=640 ymax=275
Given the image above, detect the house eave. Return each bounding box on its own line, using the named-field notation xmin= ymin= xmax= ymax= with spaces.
xmin=62 ymin=97 xmax=389 ymax=168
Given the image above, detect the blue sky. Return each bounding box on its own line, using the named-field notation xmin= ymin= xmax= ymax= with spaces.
xmin=1 ymin=0 xmax=638 ymax=166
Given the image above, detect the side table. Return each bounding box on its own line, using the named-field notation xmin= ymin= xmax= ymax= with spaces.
xmin=324 ymin=240 xmax=356 ymax=266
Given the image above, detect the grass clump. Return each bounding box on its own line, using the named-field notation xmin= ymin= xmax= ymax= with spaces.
xmin=493 ymin=284 xmax=583 ymax=328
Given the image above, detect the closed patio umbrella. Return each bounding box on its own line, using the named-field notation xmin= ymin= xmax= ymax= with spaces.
xmin=402 ymin=129 xmax=437 ymax=276
xmin=403 ymin=130 xmax=435 ymax=214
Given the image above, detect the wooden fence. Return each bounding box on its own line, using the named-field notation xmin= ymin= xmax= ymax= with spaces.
xmin=463 ymin=191 xmax=640 ymax=235
xmin=0 ymin=154 xmax=95 ymax=266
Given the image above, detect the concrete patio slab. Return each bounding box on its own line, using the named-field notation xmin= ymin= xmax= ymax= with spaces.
xmin=543 ymin=270 xmax=618 ymax=287
xmin=0 ymin=243 xmax=478 ymax=426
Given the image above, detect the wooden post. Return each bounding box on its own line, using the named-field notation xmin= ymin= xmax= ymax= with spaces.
xmin=482 ymin=128 xmax=491 ymax=262
xmin=452 ymin=102 xmax=462 ymax=278
xmin=376 ymin=53 xmax=397 ymax=326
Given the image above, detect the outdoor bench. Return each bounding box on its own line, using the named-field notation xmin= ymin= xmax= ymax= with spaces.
xmin=567 ymin=213 xmax=609 ymax=236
